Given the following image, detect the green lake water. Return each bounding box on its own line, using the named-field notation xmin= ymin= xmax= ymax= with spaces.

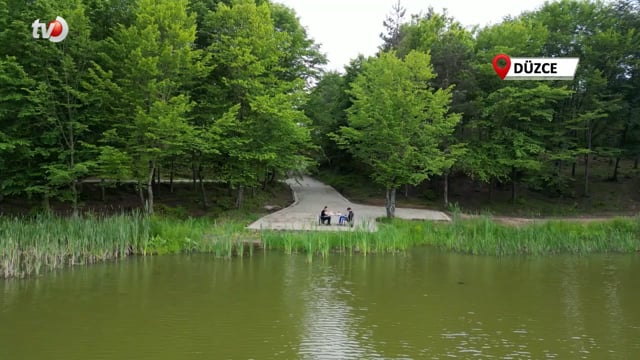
xmin=1 ymin=249 xmax=639 ymax=359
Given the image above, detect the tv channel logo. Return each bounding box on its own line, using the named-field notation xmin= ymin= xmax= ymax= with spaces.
xmin=32 ymin=16 xmax=69 ymax=43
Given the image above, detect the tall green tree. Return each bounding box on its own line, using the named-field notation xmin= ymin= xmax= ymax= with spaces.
xmin=90 ymin=0 xmax=203 ymax=214
xmin=203 ymin=0 xmax=315 ymax=207
xmin=332 ymin=51 xmax=461 ymax=217
xmin=393 ymin=8 xmax=476 ymax=204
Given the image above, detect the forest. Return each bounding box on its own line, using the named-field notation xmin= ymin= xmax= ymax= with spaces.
xmin=1 ymin=0 xmax=639 ymax=218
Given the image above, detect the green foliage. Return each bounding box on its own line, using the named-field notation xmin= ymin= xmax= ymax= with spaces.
xmin=1 ymin=0 xmax=639 ymax=218
xmin=333 ymin=51 xmax=461 ymax=189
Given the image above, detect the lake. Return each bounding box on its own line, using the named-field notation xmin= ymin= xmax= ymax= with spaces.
xmin=1 ymin=248 xmax=639 ymax=359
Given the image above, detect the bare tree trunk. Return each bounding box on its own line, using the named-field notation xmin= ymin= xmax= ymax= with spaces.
xmin=443 ymin=172 xmax=449 ymax=207
xmin=612 ymin=157 xmax=621 ymax=181
xmin=488 ymin=180 xmax=494 ymax=203
xmin=138 ymin=181 xmax=145 ymax=209
xmin=156 ymin=164 xmax=160 ymax=197
xmin=585 ymin=124 xmax=592 ymax=197
xmin=100 ymin=179 xmax=106 ymax=202
xmin=191 ymin=160 xmax=197 ymax=192
xmin=584 ymin=154 xmax=591 ymax=197
xmin=169 ymin=160 xmax=175 ymax=193
xmin=385 ymin=187 xmax=396 ymax=218
xmin=198 ymin=165 xmax=208 ymax=209
xmin=612 ymin=122 xmax=628 ymax=181
xmin=147 ymin=161 xmax=155 ymax=215
xmin=42 ymin=194 xmax=51 ymax=214
xmin=511 ymin=167 xmax=517 ymax=204
xmin=71 ymin=180 xmax=78 ymax=217
xmin=236 ymin=185 xmax=245 ymax=209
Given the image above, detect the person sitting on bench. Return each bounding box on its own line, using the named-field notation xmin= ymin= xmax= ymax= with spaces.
xmin=320 ymin=206 xmax=331 ymax=225
xmin=338 ymin=212 xmax=348 ymax=225
xmin=347 ymin=207 xmax=354 ymax=227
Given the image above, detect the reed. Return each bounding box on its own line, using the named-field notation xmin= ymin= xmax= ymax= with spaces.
xmin=2 ymin=213 xmax=638 ymax=279
xmin=0 ymin=213 xmax=148 ymax=278
xmin=411 ymin=216 xmax=640 ymax=256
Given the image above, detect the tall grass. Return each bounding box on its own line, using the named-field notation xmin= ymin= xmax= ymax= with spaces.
xmin=410 ymin=216 xmax=640 ymax=256
xmin=0 ymin=214 xmax=149 ymax=278
xmin=2 ymin=213 xmax=638 ymax=278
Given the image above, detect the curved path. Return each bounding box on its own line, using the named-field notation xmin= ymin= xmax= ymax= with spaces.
xmin=247 ymin=176 xmax=450 ymax=232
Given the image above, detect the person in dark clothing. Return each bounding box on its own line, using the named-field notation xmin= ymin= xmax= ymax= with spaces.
xmin=347 ymin=207 xmax=354 ymax=227
xmin=320 ymin=206 xmax=331 ymax=225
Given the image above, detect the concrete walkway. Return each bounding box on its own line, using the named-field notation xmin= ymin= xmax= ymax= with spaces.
xmin=246 ymin=175 xmax=450 ymax=232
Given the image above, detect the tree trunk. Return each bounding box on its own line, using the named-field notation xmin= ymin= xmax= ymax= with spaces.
xmin=156 ymin=164 xmax=160 ymax=197
xmin=138 ymin=181 xmax=145 ymax=209
xmin=385 ymin=187 xmax=396 ymax=218
xmin=612 ymin=121 xmax=628 ymax=181
xmin=67 ymin=87 xmax=78 ymax=217
xmin=585 ymin=124 xmax=592 ymax=197
xmin=151 ymin=165 xmax=157 ymax=199
xmin=198 ymin=165 xmax=208 ymax=209
xmin=42 ymin=194 xmax=51 ymax=214
xmin=236 ymin=185 xmax=245 ymax=209
xmin=147 ymin=162 xmax=155 ymax=215
xmin=191 ymin=161 xmax=197 ymax=192
xmin=443 ymin=172 xmax=449 ymax=207
xmin=404 ymin=184 xmax=409 ymax=199
xmin=71 ymin=179 xmax=79 ymax=217
xmin=100 ymin=178 xmax=106 ymax=202
xmin=169 ymin=160 xmax=175 ymax=193
xmin=584 ymin=154 xmax=591 ymax=197
xmin=612 ymin=157 xmax=621 ymax=182
xmin=511 ymin=167 xmax=517 ymax=204
xmin=488 ymin=180 xmax=494 ymax=203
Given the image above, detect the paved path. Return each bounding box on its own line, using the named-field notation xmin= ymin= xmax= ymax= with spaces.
xmin=246 ymin=176 xmax=450 ymax=232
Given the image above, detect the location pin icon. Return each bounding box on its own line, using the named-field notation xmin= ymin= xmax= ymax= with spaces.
xmin=492 ymin=54 xmax=511 ymax=80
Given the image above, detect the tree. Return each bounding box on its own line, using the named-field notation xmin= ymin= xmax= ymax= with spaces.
xmin=393 ymin=9 xmax=476 ymax=204
xmin=332 ymin=51 xmax=461 ymax=217
xmin=379 ymin=0 xmax=406 ymax=52
xmin=90 ymin=0 xmax=203 ymax=214
xmin=203 ymin=0 xmax=316 ymax=207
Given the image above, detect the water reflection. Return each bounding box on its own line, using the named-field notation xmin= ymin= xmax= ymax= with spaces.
xmin=298 ymin=260 xmax=379 ymax=359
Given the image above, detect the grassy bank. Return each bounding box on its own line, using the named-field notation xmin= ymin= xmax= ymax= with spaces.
xmin=1 ymin=214 xmax=639 ymax=278
xmin=261 ymin=216 xmax=640 ymax=257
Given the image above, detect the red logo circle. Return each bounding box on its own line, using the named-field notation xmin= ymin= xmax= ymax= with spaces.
xmin=48 ymin=20 xmax=63 ymax=37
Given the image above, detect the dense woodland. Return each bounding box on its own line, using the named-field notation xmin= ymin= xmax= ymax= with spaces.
xmin=308 ymin=0 xmax=640 ymax=216
xmin=1 ymin=0 xmax=325 ymax=215
xmin=0 ymin=0 xmax=639 ymax=217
